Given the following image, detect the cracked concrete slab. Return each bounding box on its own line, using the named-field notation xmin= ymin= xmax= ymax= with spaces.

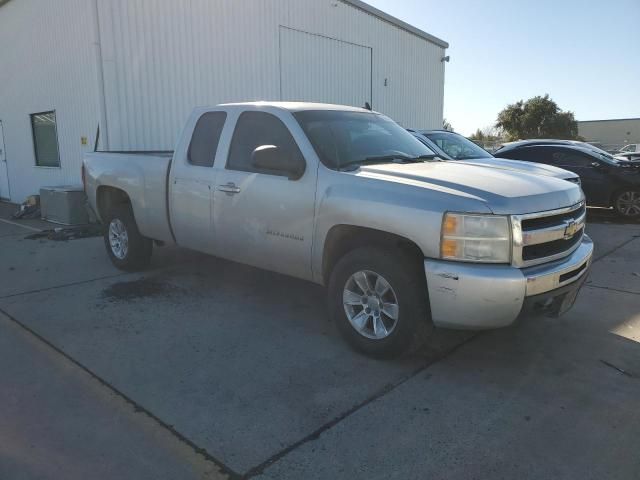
xmin=0 ymin=312 xmax=227 ymax=480
xmin=1 ymin=209 xmax=639 ymax=478
xmin=257 ymin=287 xmax=640 ymax=480
xmin=0 ymin=251 xmax=467 ymax=474
xmin=588 ymin=237 xmax=640 ymax=295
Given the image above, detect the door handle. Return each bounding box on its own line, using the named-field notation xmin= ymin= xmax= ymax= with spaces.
xmin=217 ymin=182 xmax=241 ymax=194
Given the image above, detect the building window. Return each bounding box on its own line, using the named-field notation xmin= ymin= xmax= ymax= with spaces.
xmin=31 ymin=111 xmax=60 ymax=167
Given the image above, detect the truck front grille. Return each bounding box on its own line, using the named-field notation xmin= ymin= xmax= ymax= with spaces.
xmin=521 ymin=203 xmax=586 ymax=231
xmin=512 ymin=201 xmax=586 ymax=267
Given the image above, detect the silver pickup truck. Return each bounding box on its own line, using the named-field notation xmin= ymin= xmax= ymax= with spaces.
xmin=83 ymin=102 xmax=593 ymax=358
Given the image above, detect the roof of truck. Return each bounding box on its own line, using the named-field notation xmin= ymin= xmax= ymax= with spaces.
xmin=217 ymin=101 xmax=374 ymax=113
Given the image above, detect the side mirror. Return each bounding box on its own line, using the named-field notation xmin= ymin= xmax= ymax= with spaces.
xmin=251 ymin=145 xmax=305 ymax=180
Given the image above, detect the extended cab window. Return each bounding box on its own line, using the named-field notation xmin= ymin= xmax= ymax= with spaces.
xmin=188 ymin=111 xmax=227 ymax=167
xmin=227 ymin=111 xmax=303 ymax=175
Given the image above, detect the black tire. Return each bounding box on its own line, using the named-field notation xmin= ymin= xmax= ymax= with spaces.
xmin=613 ymin=189 xmax=640 ymax=220
xmin=103 ymin=204 xmax=152 ymax=271
xmin=328 ymin=247 xmax=432 ymax=359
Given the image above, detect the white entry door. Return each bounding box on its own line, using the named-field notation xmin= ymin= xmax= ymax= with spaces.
xmin=279 ymin=26 xmax=372 ymax=109
xmin=0 ymin=121 xmax=10 ymax=200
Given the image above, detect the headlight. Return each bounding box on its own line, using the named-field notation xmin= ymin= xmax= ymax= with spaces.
xmin=440 ymin=213 xmax=511 ymax=263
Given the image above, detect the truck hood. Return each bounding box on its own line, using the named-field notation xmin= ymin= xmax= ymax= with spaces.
xmin=456 ymin=157 xmax=577 ymax=180
xmin=358 ymin=161 xmax=583 ymax=215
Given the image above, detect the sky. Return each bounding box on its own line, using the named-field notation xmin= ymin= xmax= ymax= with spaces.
xmin=366 ymin=0 xmax=640 ymax=135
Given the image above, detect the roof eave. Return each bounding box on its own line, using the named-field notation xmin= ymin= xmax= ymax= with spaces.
xmin=342 ymin=0 xmax=449 ymax=49
xmin=0 ymin=0 xmax=449 ymax=49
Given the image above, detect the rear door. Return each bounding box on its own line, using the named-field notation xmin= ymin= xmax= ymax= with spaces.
xmin=212 ymin=109 xmax=317 ymax=280
xmin=169 ymin=111 xmax=227 ymax=253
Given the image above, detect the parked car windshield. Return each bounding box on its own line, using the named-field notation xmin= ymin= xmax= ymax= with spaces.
xmin=294 ymin=110 xmax=436 ymax=170
xmin=423 ymin=131 xmax=492 ymax=160
xmin=579 ymin=145 xmax=621 ymax=165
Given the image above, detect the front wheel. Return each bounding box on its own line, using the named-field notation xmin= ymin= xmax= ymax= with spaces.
xmin=328 ymin=247 xmax=432 ymax=358
xmin=613 ymin=190 xmax=640 ymax=219
xmin=104 ymin=205 xmax=152 ymax=271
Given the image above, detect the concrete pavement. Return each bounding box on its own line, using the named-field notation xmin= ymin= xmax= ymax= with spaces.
xmin=0 ymin=310 xmax=227 ymax=480
xmin=0 ymin=204 xmax=639 ymax=479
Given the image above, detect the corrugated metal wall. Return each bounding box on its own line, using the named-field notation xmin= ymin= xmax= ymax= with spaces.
xmin=0 ymin=0 xmax=446 ymax=201
xmin=0 ymin=0 xmax=100 ymax=201
xmin=98 ymin=0 xmax=445 ymax=150
xmin=279 ymin=26 xmax=373 ymax=108
xmin=578 ymin=119 xmax=640 ymax=148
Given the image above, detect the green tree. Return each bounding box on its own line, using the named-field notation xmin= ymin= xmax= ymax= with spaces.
xmin=442 ymin=118 xmax=453 ymax=131
xmin=495 ymin=94 xmax=578 ymax=141
xmin=469 ymin=128 xmax=485 ymax=141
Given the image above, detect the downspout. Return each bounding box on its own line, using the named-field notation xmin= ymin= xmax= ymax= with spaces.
xmin=91 ymin=0 xmax=109 ymax=150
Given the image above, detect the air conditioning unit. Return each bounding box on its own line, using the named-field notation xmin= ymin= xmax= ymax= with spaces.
xmin=40 ymin=186 xmax=89 ymax=225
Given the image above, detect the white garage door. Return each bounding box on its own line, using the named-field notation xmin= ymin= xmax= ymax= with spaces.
xmin=279 ymin=27 xmax=372 ymax=109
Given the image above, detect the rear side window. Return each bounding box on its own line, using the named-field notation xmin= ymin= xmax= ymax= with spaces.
xmin=501 ymin=146 xmax=546 ymax=162
xmin=227 ymin=111 xmax=303 ymax=174
xmin=188 ymin=112 xmax=227 ymax=167
xmin=551 ymin=149 xmax=593 ymax=167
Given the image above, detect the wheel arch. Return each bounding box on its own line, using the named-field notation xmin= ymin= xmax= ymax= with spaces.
xmin=321 ymin=224 xmax=425 ymax=285
xmin=96 ymin=185 xmax=132 ymax=222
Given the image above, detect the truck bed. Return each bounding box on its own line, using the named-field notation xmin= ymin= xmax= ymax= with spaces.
xmin=83 ymin=151 xmax=174 ymax=243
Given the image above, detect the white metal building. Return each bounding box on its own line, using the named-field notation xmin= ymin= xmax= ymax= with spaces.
xmin=578 ymin=118 xmax=640 ymax=151
xmin=0 ymin=0 xmax=448 ymax=202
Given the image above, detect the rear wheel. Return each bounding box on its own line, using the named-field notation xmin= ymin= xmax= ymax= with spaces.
xmin=328 ymin=247 xmax=432 ymax=358
xmin=104 ymin=205 xmax=152 ymax=271
xmin=613 ymin=190 xmax=640 ymax=219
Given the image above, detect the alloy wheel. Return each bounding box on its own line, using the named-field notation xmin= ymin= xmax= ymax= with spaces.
xmin=108 ymin=218 xmax=129 ymax=259
xmin=343 ymin=270 xmax=399 ymax=339
xmin=616 ymin=191 xmax=640 ymax=217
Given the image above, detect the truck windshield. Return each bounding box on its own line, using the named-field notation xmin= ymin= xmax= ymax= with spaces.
xmin=293 ymin=110 xmax=436 ymax=170
xmin=423 ymin=131 xmax=492 ymax=160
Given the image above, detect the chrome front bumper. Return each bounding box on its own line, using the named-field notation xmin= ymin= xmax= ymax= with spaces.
xmin=424 ymin=235 xmax=593 ymax=329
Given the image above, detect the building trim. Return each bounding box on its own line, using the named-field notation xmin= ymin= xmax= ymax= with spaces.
xmin=578 ymin=118 xmax=640 ymax=123
xmin=342 ymin=0 xmax=449 ymax=48
xmin=0 ymin=0 xmax=449 ymax=49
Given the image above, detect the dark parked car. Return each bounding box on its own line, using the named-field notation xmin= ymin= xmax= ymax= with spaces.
xmin=495 ymin=141 xmax=640 ymax=219
xmin=409 ymin=130 xmax=580 ymax=183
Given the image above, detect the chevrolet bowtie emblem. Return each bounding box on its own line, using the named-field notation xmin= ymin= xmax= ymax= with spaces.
xmin=563 ymin=219 xmax=579 ymax=240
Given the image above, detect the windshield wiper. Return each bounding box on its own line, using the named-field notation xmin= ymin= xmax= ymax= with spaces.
xmin=338 ymin=153 xmax=437 ymax=171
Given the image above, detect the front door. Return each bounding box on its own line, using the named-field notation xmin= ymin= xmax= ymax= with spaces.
xmin=549 ymin=148 xmax=611 ymax=206
xmin=213 ymin=110 xmax=316 ymax=280
xmin=0 ymin=121 xmax=11 ymax=200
